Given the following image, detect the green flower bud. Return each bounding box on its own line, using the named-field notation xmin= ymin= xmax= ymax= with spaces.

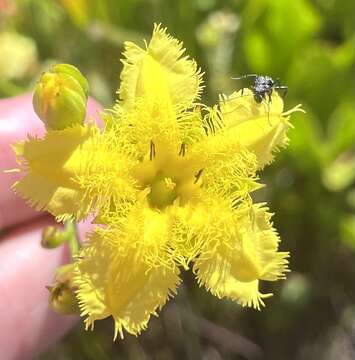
xmin=41 ymin=225 xmax=67 ymax=249
xmin=47 ymin=264 xmax=79 ymax=315
xmin=47 ymin=283 xmax=79 ymax=314
xmin=51 ymin=63 xmax=89 ymax=97
xmin=33 ymin=63 xmax=89 ymax=130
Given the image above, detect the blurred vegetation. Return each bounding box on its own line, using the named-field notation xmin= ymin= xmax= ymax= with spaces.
xmin=1 ymin=0 xmax=355 ymax=358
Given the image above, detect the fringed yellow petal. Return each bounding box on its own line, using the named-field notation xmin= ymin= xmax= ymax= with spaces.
xmin=251 ymin=204 xmax=290 ymax=281
xmin=74 ymin=127 xmax=138 ymax=218
xmin=193 ymin=200 xmax=289 ymax=309
xmin=231 ymin=204 xmax=290 ymax=283
xmin=195 ymin=253 xmax=271 ymax=310
xmin=110 ymin=98 xmax=182 ymax=158
xmin=74 ymin=231 xmax=113 ymax=328
xmin=189 ymin=129 xmax=261 ymax=205
xmin=110 ymin=23 xmax=205 ymax=157
xmin=108 ymin=250 xmax=180 ymax=339
xmin=217 ymin=89 xmax=304 ymax=169
xmin=13 ymin=125 xmax=97 ymax=221
xmin=169 ymin=202 xmax=213 ymax=269
xmin=13 ymin=125 xmax=136 ymax=221
xmin=170 ymin=195 xmax=237 ymax=269
xmin=106 ymin=98 xmax=207 ymax=163
xmin=191 ymin=199 xmax=271 ymax=310
xmin=118 ymin=23 xmax=203 ymax=111
xmin=75 ymin=205 xmax=181 ymax=338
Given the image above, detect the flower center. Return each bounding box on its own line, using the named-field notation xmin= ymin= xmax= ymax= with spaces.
xmin=132 ymin=143 xmax=202 ymax=210
xmin=148 ymin=175 xmax=178 ymax=209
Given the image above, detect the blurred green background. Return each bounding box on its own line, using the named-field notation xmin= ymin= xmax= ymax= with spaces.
xmin=1 ymin=0 xmax=355 ymax=359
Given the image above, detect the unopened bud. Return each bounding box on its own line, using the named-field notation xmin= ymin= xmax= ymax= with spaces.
xmin=47 ymin=264 xmax=79 ymax=315
xmin=33 ymin=63 xmax=89 ymax=130
xmin=41 ymin=225 xmax=67 ymax=249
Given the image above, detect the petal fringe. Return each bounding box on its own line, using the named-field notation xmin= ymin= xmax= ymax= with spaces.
xmin=194 ymin=250 xmax=272 ymax=310
xmin=13 ymin=125 xmax=97 ymax=221
xmin=215 ymin=89 xmax=304 ymax=169
xmin=190 ymin=132 xmax=260 ymax=205
xmin=13 ymin=124 xmax=136 ymax=221
xmin=118 ymin=23 xmax=203 ymax=112
xmin=75 ymin=206 xmax=181 ymax=338
xmin=193 ymin=201 xmax=289 ymax=309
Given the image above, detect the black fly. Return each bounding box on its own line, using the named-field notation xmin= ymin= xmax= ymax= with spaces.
xmin=231 ymin=74 xmax=288 ymax=122
xmin=232 ymin=74 xmax=288 ymax=103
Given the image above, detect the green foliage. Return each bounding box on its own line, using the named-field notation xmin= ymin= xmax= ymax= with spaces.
xmin=2 ymin=0 xmax=355 ymax=358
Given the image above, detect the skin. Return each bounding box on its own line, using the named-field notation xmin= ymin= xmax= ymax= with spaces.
xmin=0 ymin=94 xmax=102 ymax=360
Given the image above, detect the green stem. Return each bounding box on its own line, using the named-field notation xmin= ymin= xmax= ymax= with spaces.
xmin=64 ymin=220 xmax=80 ymax=258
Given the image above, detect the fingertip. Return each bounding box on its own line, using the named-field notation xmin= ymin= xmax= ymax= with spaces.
xmin=0 ymin=217 xmax=78 ymax=360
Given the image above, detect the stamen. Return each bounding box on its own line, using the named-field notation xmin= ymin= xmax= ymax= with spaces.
xmin=149 ymin=140 xmax=156 ymax=161
xmin=194 ymin=169 xmax=204 ymax=184
xmin=179 ymin=143 xmax=186 ymax=156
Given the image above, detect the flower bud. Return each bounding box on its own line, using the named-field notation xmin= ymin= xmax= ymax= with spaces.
xmin=51 ymin=63 xmax=89 ymax=96
xmin=33 ymin=63 xmax=89 ymax=130
xmin=47 ymin=264 xmax=79 ymax=315
xmin=41 ymin=225 xmax=67 ymax=249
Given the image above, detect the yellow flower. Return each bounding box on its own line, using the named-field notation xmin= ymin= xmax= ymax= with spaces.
xmin=13 ymin=24 xmax=303 ymax=338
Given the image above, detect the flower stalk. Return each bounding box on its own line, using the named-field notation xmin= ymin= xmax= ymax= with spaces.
xmin=41 ymin=221 xmax=79 ymax=259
